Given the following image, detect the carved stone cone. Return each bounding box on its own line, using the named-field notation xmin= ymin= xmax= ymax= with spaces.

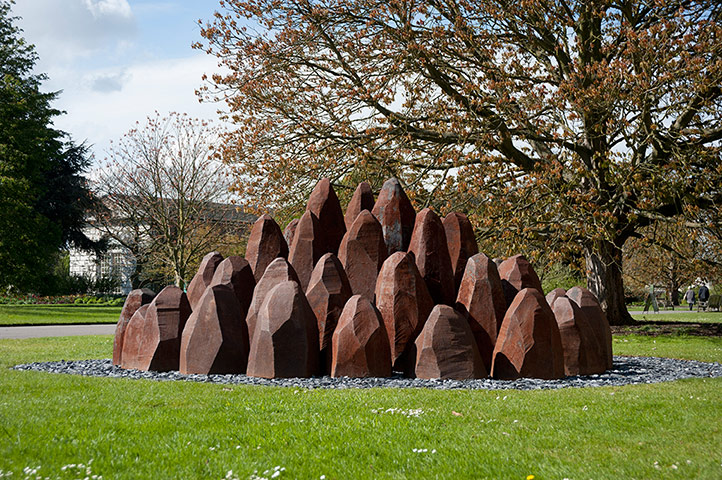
xmin=374 ymin=251 xmax=434 ymax=373
xmin=245 ymin=214 xmax=289 ymax=283
xmin=331 ymin=295 xmax=391 ymax=378
xmin=246 ymin=281 xmax=320 ymax=379
xmin=415 ymin=305 xmax=486 ymax=380
xmin=338 ymin=210 xmax=387 ymax=302
xmin=551 ymin=295 xmax=606 ymax=376
xmin=288 ymin=210 xmax=325 ymax=291
xmin=187 ymin=251 xmax=224 ymax=310
xmin=121 ymin=285 xmax=191 ymax=372
xmin=306 ymin=178 xmax=346 ymax=255
xmin=566 ymin=286 xmax=613 ymax=369
xmin=545 ymin=288 xmax=567 ymax=309
xmin=371 ymin=177 xmax=416 ymax=256
xmin=443 ymin=212 xmax=479 ymax=294
xmin=306 ymin=253 xmax=353 ymax=374
xmin=210 ymin=256 xmax=255 ymax=317
xmin=491 ymin=288 xmax=565 ymax=380
xmin=180 ymin=284 xmax=249 ymax=374
xmin=113 ymin=288 xmax=155 ymax=366
xmin=344 ymin=181 xmax=375 ymax=230
xmin=497 ymin=254 xmax=544 ymax=308
xmin=245 ymin=257 xmax=300 ymax=346
xmin=455 ymin=253 xmax=506 ymax=372
xmin=283 ymin=218 xmax=299 ymax=248
xmin=408 ymin=207 xmax=455 ymax=306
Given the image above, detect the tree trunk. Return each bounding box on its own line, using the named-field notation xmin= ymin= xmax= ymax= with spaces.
xmin=584 ymin=239 xmax=636 ymax=325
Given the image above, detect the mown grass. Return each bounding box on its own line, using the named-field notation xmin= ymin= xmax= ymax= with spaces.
xmin=0 ymin=304 xmax=121 ymax=326
xmin=630 ymin=311 xmax=722 ymax=323
xmin=1 ymin=335 xmax=721 ymax=479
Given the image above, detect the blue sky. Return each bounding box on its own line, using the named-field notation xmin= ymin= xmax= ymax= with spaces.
xmin=11 ymin=0 xmax=226 ymax=163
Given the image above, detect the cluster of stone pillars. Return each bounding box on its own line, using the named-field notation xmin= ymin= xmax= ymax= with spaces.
xmin=112 ymin=177 xmax=612 ymax=380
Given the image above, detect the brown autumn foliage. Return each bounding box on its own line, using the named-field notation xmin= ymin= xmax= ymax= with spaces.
xmin=195 ymin=1 xmax=722 ymax=324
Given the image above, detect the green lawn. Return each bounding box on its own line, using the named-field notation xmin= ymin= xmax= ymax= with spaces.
xmin=631 ymin=311 xmax=722 ymax=323
xmin=0 ymin=304 xmax=121 ymax=326
xmin=1 ymin=335 xmax=720 ymax=479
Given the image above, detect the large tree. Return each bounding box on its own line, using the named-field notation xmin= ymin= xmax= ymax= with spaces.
xmin=0 ymin=0 xmax=101 ymax=292
xmin=197 ymin=0 xmax=722 ymax=324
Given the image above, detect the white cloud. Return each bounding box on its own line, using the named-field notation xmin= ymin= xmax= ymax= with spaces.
xmin=82 ymin=0 xmax=133 ymax=19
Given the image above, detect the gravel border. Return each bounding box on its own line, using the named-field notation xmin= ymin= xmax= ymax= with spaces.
xmin=12 ymin=355 xmax=722 ymax=390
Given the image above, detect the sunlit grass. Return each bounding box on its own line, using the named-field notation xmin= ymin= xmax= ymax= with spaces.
xmin=0 ymin=305 xmax=121 ymax=326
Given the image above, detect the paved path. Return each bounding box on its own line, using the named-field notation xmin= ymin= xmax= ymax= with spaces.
xmin=0 ymin=324 xmax=116 ymax=340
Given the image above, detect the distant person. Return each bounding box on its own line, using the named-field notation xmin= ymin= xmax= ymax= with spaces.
xmin=685 ymin=287 xmax=696 ymax=311
xmin=698 ymin=284 xmax=710 ymax=310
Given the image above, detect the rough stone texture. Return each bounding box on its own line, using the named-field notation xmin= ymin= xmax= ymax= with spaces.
xmin=331 ymin=295 xmax=391 ymax=378
xmin=566 ymin=286 xmax=613 ymax=369
xmin=288 ymin=210 xmax=325 ymax=291
xmin=306 ymin=178 xmax=346 ymax=255
xmin=545 ymin=288 xmax=567 ymax=308
xmin=344 ymin=181 xmax=375 ymax=230
xmin=180 ymin=284 xmax=249 ymax=375
xmin=408 ymin=208 xmax=455 ymax=306
xmin=551 ymin=296 xmax=606 ymax=376
xmin=113 ymin=288 xmax=155 ymax=366
xmin=338 ymin=210 xmax=387 ymax=302
xmin=245 ymin=257 xmax=300 ymax=346
xmin=415 ymin=305 xmax=486 ymax=380
xmin=497 ymin=255 xmax=544 ymax=308
xmin=455 ymin=253 xmax=506 ymax=372
xmin=210 ymin=256 xmax=255 ymax=316
xmin=121 ymin=285 xmax=191 ymax=372
xmin=306 ymin=253 xmax=353 ymax=374
xmin=283 ymin=218 xmax=299 ymax=248
xmin=374 ymin=252 xmax=434 ymax=373
xmin=371 ymin=177 xmax=416 ymax=256
xmin=187 ymin=252 xmax=224 ymax=310
xmin=443 ymin=212 xmax=479 ymax=293
xmin=245 ymin=214 xmax=289 ymax=283
xmin=246 ymin=281 xmax=320 ymax=379
xmin=491 ymin=288 xmax=565 ymax=380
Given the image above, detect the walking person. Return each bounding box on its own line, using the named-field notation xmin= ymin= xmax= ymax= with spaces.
xmin=685 ymin=287 xmax=696 ymax=311
xmin=698 ymin=283 xmax=710 ymax=311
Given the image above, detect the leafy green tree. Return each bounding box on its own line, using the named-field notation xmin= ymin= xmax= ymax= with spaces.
xmin=0 ymin=0 xmax=102 ymax=293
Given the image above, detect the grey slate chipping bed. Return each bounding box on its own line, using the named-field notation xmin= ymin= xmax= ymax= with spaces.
xmin=13 ymin=356 xmax=722 ymax=390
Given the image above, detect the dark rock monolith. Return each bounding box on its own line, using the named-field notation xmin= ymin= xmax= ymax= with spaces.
xmin=545 ymin=288 xmax=567 ymax=309
xmin=187 ymin=251 xmax=224 ymax=310
xmin=210 ymin=256 xmax=255 ymax=316
xmin=180 ymin=284 xmax=249 ymax=375
xmin=408 ymin=208 xmax=455 ymax=305
xmin=371 ymin=177 xmax=416 ymax=256
xmin=113 ymin=288 xmax=155 ymax=366
xmin=443 ymin=212 xmax=479 ymax=293
xmin=497 ymin=254 xmax=544 ymax=308
xmin=566 ymin=286 xmax=613 ymax=369
xmin=344 ymin=181 xmax=375 ymax=230
xmin=415 ymin=305 xmax=486 ymax=380
xmin=491 ymin=288 xmax=565 ymax=380
xmin=288 ymin=210 xmax=325 ymax=291
xmin=246 ymin=281 xmax=320 ymax=378
xmin=245 ymin=214 xmax=288 ymax=283
xmin=338 ymin=210 xmax=387 ymax=302
xmin=283 ymin=218 xmax=299 ymax=248
xmin=551 ymin=295 xmax=606 ymax=376
xmin=306 ymin=178 xmax=346 ymax=255
xmin=331 ymin=295 xmax=391 ymax=378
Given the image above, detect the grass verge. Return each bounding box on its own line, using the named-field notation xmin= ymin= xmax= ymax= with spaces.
xmin=0 ymin=305 xmax=121 ymax=326
xmin=1 ymin=335 xmax=721 ymax=479
xmin=630 ymin=311 xmax=722 ymax=323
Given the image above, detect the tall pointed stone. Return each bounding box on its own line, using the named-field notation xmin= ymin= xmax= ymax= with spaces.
xmin=344 ymin=181 xmax=375 ymax=230
xmin=545 ymin=288 xmax=567 ymax=308
xmin=491 ymin=288 xmax=565 ymax=380
xmin=121 ymin=285 xmax=191 ymax=372
xmin=245 ymin=214 xmax=289 ymax=283
xmin=371 ymin=178 xmax=416 ymax=255
xmin=306 ymin=178 xmax=346 ymax=255
xmin=245 ymin=257 xmax=300 ymax=345
xmin=283 ymin=218 xmax=299 ymax=248
xmin=288 ymin=210 xmax=324 ymax=290
xmin=551 ymin=295 xmax=606 ymax=376
xmin=210 ymin=256 xmax=255 ymax=316
xmin=246 ymin=281 xmax=320 ymax=378
xmin=374 ymin=252 xmax=434 ymax=373
xmin=497 ymin=254 xmax=544 ymax=308
xmin=415 ymin=305 xmax=486 ymax=380
xmin=187 ymin=251 xmax=224 ymax=310
xmin=338 ymin=210 xmax=387 ymax=302
xmin=567 ymin=286 xmax=613 ymax=369
xmin=180 ymin=284 xmax=249 ymax=375
xmin=331 ymin=295 xmax=392 ymax=378
xmin=443 ymin=212 xmax=479 ymax=293
xmin=113 ymin=288 xmax=155 ymax=366
xmin=408 ymin=208 xmax=455 ymax=305
xmin=455 ymin=253 xmax=506 ymax=372
xmin=305 ymin=253 xmax=353 ymax=374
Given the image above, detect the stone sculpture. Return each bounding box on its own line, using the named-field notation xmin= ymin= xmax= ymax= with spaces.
xmin=210 ymin=256 xmax=255 ymax=316
xmin=551 ymin=295 xmax=606 ymax=376
xmin=344 ymin=181 xmax=375 ymax=230
xmin=408 ymin=208 xmax=455 ymax=306
xmin=566 ymin=286 xmax=613 ymax=369
xmin=497 ymin=254 xmax=544 ymax=308
xmin=443 ymin=212 xmax=479 ymax=292
xmin=545 ymin=288 xmax=567 ymax=308
xmin=283 ymin=218 xmax=299 ymax=248
xmin=245 ymin=214 xmax=288 ymax=282
xmin=113 ymin=288 xmax=155 ymax=366
xmin=187 ymin=251 xmax=224 ymax=310
xmin=371 ymin=177 xmax=416 ymax=255
xmin=306 ymin=178 xmax=346 ymax=255
xmin=288 ymin=210 xmax=325 ymax=290
xmin=337 ymin=210 xmax=387 ymax=302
